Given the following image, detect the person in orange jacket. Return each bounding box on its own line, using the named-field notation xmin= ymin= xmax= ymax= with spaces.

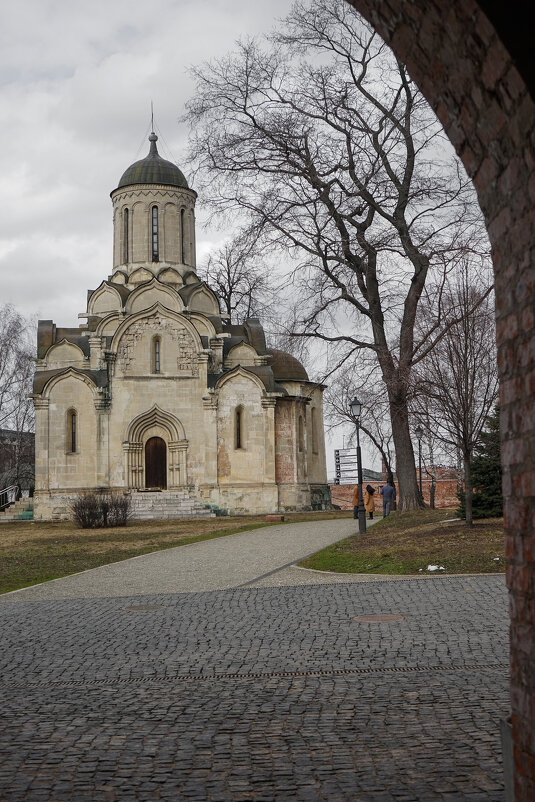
xmin=364 ymin=485 xmax=376 ymax=519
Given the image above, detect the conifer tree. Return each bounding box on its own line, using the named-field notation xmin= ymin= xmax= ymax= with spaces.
xmin=457 ymin=406 xmax=502 ymax=519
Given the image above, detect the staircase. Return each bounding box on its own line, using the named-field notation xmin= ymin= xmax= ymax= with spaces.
xmin=129 ymin=489 xmax=215 ymax=520
xmin=0 ymin=498 xmax=34 ymax=522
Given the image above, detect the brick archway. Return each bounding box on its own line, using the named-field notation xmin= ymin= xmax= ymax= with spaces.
xmin=345 ymin=1 xmax=535 ymax=798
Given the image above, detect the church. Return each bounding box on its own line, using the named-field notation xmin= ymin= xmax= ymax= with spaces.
xmin=31 ymin=132 xmax=329 ymax=520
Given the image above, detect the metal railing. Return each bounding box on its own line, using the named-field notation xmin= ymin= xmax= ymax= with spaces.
xmin=0 ymin=485 xmax=19 ymax=511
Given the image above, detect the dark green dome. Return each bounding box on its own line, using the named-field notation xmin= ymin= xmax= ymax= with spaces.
xmin=117 ymin=133 xmax=189 ymax=189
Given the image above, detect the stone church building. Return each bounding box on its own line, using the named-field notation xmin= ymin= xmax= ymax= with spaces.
xmin=32 ymin=132 xmax=329 ymax=520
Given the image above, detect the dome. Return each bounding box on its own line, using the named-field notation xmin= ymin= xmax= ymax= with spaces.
xmin=116 ymin=133 xmax=189 ymax=190
xmin=266 ymin=348 xmax=309 ymax=381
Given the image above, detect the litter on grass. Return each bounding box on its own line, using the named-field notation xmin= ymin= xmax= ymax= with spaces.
xmin=426 ymin=565 xmax=445 ymax=572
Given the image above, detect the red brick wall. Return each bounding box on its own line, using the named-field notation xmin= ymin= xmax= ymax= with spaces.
xmin=275 ymin=400 xmax=295 ymax=484
xmin=344 ymin=2 xmax=535 ymax=797
xmin=330 ymin=481 xmax=458 ymax=511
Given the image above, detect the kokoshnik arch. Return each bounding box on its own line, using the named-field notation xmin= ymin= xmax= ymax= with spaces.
xmin=31 ymin=132 xmax=330 ymax=521
xmin=344 ymin=1 xmax=535 ymax=799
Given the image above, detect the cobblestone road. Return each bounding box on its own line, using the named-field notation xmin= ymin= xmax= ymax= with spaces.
xmin=0 ymin=575 xmax=509 ymax=801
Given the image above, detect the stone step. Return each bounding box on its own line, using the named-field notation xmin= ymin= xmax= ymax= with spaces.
xmin=0 ymin=498 xmax=34 ymax=522
xmin=129 ymin=490 xmax=214 ymax=521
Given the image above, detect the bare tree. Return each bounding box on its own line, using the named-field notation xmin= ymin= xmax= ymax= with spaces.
xmin=184 ymin=0 xmax=488 ymax=509
xmin=198 ymin=231 xmax=274 ymax=323
xmin=324 ymin=359 xmax=395 ymax=478
xmin=0 ymin=305 xmax=35 ymax=492
xmin=412 ymin=263 xmax=498 ymax=525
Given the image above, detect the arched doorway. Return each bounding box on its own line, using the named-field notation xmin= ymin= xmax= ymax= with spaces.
xmin=145 ymin=437 xmax=167 ymax=489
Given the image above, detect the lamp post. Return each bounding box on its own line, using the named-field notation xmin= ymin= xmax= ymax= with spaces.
xmin=415 ymin=423 xmax=424 ymax=500
xmin=350 ymin=396 xmax=366 ymax=534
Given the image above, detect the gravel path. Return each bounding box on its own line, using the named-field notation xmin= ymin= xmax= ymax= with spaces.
xmin=1 ymin=517 xmax=380 ymax=602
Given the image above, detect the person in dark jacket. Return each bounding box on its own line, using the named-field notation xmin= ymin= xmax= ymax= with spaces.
xmin=380 ymin=481 xmax=396 ymax=517
xmin=352 ymin=484 xmax=359 ymax=519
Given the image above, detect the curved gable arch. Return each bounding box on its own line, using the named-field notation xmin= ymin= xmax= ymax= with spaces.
xmin=129 ymin=267 xmax=153 ymax=285
xmin=215 ymin=365 xmax=267 ymax=395
xmin=87 ymin=281 xmax=124 ymax=316
xmin=40 ymin=368 xmax=100 ymax=401
xmin=44 ymin=339 xmax=87 ymax=368
xmin=157 ymin=266 xmax=183 ymax=286
xmin=188 ymin=284 xmax=220 ymax=315
xmin=188 ymin=312 xmax=217 ymax=340
xmin=126 ymin=278 xmax=184 ymax=315
xmin=95 ymin=311 xmax=122 ymax=337
xmin=225 ymin=342 xmax=258 ymax=369
xmin=110 ymin=303 xmax=202 ymax=354
xmin=126 ymin=405 xmax=186 ymax=443
xmin=110 ymin=270 xmax=128 ymax=285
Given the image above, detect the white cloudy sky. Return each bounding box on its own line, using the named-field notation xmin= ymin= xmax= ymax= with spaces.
xmin=0 ymin=0 xmax=297 ymax=328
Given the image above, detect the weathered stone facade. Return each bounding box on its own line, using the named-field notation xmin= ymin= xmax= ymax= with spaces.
xmin=32 ymin=133 xmax=329 ymax=520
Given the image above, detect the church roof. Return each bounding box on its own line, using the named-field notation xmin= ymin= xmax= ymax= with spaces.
xmin=33 ymin=368 xmax=108 ymax=395
xmin=266 ymin=349 xmax=309 ymax=382
xmin=116 ymin=133 xmax=189 ymax=190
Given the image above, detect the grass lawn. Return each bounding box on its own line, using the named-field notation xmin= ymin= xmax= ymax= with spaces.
xmin=0 ymin=510 xmax=352 ymax=594
xmin=299 ymin=509 xmax=505 ymax=575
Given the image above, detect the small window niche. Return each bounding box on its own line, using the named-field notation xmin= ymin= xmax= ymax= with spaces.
xmin=123 ymin=207 xmax=129 ymax=263
xmin=235 ymin=405 xmax=244 ymax=450
xmin=311 ymin=408 xmax=319 ymax=454
xmin=67 ymin=409 xmax=78 ymax=453
xmin=151 ymin=205 xmax=159 ymax=262
xmin=298 ymin=415 xmax=305 ymax=453
xmin=152 ymin=336 xmax=161 ymax=374
xmin=180 ymin=208 xmax=186 ymax=264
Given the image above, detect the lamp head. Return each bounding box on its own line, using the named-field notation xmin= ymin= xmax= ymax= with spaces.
xmin=415 ymin=423 xmax=424 ymax=439
xmin=350 ymin=397 xmax=362 ymax=419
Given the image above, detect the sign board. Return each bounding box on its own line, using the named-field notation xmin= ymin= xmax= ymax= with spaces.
xmin=334 ymin=448 xmax=358 ymax=485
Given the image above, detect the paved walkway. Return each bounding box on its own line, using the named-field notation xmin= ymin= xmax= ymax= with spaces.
xmin=1 ymin=517 xmax=372 ymax=601
xmin=0 ymin=518 xmax=509 ymax=801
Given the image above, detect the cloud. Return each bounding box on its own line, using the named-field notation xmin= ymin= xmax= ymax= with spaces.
xmin=0 ymin=0 xmax=294 ymax=325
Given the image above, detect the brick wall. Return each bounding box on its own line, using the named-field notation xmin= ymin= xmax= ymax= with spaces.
xmin=330 ymin=481 xmax=458 ymax=511
xmin=345 ymin=2 xmax=535 ymax=797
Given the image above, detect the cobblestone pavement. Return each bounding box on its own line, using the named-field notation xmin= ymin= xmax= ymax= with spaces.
xmin=0 ymin=575 xmax=509 ymax=800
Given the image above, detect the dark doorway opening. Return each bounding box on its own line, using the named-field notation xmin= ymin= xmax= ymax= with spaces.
xmin=145 ymin=436 xmax=167 ymax=489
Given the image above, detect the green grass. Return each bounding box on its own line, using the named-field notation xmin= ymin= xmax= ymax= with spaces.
xmin=0 ymin=510 xmax=352 ymax=594
xmin=299 ymin=509 xmax=505 ymax=575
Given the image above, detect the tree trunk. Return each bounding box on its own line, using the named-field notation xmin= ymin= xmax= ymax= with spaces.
xmin=464 ymin=456 xmax=473 ymax=526
xmin=388 ymin=393 xmax=424 ymax=511
xmin=429 ymin=475 xmax=436 ymax=509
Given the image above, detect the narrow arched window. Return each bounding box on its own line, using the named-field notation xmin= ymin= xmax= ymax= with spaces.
xmin=123 ymin=208 xmax=129 ymax=262
xmin=152 ymin=336 xmax=161 ymax=374
xmin=235 ymin=406 xmax=243 ymax=449
xmin=67 ymin=409 xmax=77 ymax=453
xmin=180 ymin=208 xmax=185 ymax=264
xmin=152 ymin=206 xmax=159 ymax=262
xmin=311 ymin=408 xmax=318 ymax=454
xmin=298 ymin=415 xmax=304 ymax=452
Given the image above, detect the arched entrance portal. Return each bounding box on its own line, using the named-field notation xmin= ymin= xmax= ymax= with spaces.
xmin=145 ymin=436 xmax=167 ymax=489
xmin=124 ymin=405 xmax=189 ymax=490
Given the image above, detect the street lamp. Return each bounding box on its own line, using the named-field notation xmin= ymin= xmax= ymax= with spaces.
xmin=350 ymin=396 xmax=366 ymax=534
xmin=415 ymin=423 xmax=424 ymax=499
